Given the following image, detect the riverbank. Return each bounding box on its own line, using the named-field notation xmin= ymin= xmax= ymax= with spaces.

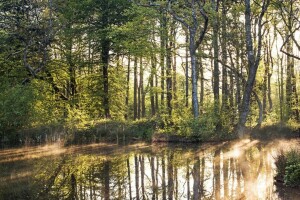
xmin=1 ymin=119 xmax=299 ymax=147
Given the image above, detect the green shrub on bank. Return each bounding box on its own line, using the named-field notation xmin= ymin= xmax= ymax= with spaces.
xmin=275 ymin=149 xmax=300 ymax=187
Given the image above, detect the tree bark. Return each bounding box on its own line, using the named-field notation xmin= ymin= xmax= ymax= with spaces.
xmin=238 ymin=0 xmax=270 ymax=135
xmin=134 ymin=57 xmax=138 ymax=120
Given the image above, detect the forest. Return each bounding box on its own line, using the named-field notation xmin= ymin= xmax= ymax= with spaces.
xmin=0 ymin=0 xmax=300 ymax=145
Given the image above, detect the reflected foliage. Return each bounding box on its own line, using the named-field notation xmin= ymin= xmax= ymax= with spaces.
xmin=1 ymin=140 xmax=300 ymax=199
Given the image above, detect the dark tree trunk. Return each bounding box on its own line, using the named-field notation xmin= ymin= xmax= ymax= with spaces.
xmin=166 ymin=27 xmax=173 ymax=117
xmin=221 ymin=0 xmax=228 ymax=113
xmin=238 ymin=0 xmax=270 ymax=135
xmin=101 ymin=39 xmax=110 ymax=118
xmin=160 ymin=12 xmax=166 ymax=110
xmin=134 ymin=57 xmax=138 ymax=120
xmin=212 ymin=0 xmax=220 ymax=114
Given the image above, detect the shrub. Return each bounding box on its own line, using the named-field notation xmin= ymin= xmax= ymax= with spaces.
xmin=284 ymin=163 xmax=300 ymax=187
xmin=275 ymin=149 xmax=300 ymax=187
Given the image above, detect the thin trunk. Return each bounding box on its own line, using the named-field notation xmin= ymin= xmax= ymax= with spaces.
xmin=212 ymin=0 xmax=220 ymax=114
xmin=125 ymin=56 xmax=130 ymax=120
xmin=221 ymin=0 xmax=228 ymax=113
xmin=199 ymin=58 xmax=204 ymax=114
xmin=101 ymin=39 xmax=110 ymax=118
xmin=134 ymin=57 xmax=138 ymax=120
xmin=172 ymin=23 xmax=177 ymax=101
xmin=185 ymin=31 xmax=189 ymax=107
xmin=150 ymin=55 xmax=156 ymax=116
xmin=160 ymin=12 xmax=166 ymax=110
xmin=166 ymin=24 xmax=173 ymax=117
xmin=140 ymin=58 xmax=145 ymax=118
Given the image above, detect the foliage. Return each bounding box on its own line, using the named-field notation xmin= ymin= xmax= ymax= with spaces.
xmin=275 ymin=149 xmax=300 ymax=187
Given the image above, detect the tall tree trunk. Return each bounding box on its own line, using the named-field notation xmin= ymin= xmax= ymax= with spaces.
xmin=101 ymin=39 xmax=110 ymax=118
xmin=199 ymin=57 xmax=204 ymax=114
xmin=140 ymin=58 xmax=145 ymax=118
xmin=150 ymin=55 xmax=156 ymax=116
xmin=166 ymin=25 xmax=173 ymax=117
xmin=160 ymin=12 xmax=166 ymax=110
xmin=185 ymin=31 xmax=189 ymax=107
xmin=125 ymin=56 xmax=130 ymax=119
xmin=172 ymin=22 xmax=177 ymax=102
xmin=238 ymin=0 xmax=270 ymax=135
xmin=221 ymin=0 xmax=228 ymax=113
xmin=134 ymin=57 xmax=138 ymax=120
xmin=212 ymin=0 xmax=220 ymax=115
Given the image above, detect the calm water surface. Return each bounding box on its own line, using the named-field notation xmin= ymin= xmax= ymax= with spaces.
xmin=0 ymin=139 xmax=300 ymax=200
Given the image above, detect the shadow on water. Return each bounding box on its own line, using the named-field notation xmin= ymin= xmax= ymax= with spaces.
xmin=0 ymin=139 xmax=299 ymax=200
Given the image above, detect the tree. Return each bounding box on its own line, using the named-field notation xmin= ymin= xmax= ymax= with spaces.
xmin=168 ymin=0 xmax=209 ymax=118
xmin=238 ymin=0 xmax=270 ymax=135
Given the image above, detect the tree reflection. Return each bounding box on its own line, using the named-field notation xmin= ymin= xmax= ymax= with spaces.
xmin=3 ymin=140 xmax=297 ymax=199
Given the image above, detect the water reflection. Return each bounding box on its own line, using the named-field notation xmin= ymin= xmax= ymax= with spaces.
xmin=0 ymin=139 xmax=300 ymax=199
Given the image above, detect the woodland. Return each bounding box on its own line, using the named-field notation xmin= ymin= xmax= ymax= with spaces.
xmin=0 ymin=0 xmax=300 ymax=145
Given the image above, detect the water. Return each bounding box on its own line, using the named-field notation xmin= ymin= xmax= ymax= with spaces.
xmin=0 ymin=139 xmax=299 ymax=200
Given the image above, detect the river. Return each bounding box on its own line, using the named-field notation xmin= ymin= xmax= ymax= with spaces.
xmin=0 ymin=139 xmax=299 ymax=199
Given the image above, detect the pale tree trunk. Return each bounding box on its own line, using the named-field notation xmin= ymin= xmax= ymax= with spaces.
xmin=150 ymin=55 xmax=156 ymax=116
xmin=185 ymin=31 xmax=189 ymax=108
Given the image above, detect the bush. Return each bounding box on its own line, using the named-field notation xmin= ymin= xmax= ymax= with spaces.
xmin=275 ymin=149 xmax=300 ymax=187
xmin=284 ymin=163 xmax=300 ymax=187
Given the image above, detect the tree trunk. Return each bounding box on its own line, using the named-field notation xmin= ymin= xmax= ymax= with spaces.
xmin=101 ymin=39 xmax=110 ymax=118
xmin=125 ymin=56 xmax=130 ymax=119
xmin=166 ymin=27 xmax=173 ymax=117
xmin=140 ymin=58 xmax=145 ymax=118
xmin=238 ymin=0 xmax=270 ymax=135
xmin=160 ymin=12 xmax=166 ymax=110
xmin=150 ymin=55 xmax=156 ymax=116
xmin=221 ymin=0 xmax=228 ymax=112
xmin=212 ymin=0 xmax=220 ymax=114
xmin=134 ymin=57 xmax=138 ymax=120
xmin=185 ymin=31 xmax=189 ymax=107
